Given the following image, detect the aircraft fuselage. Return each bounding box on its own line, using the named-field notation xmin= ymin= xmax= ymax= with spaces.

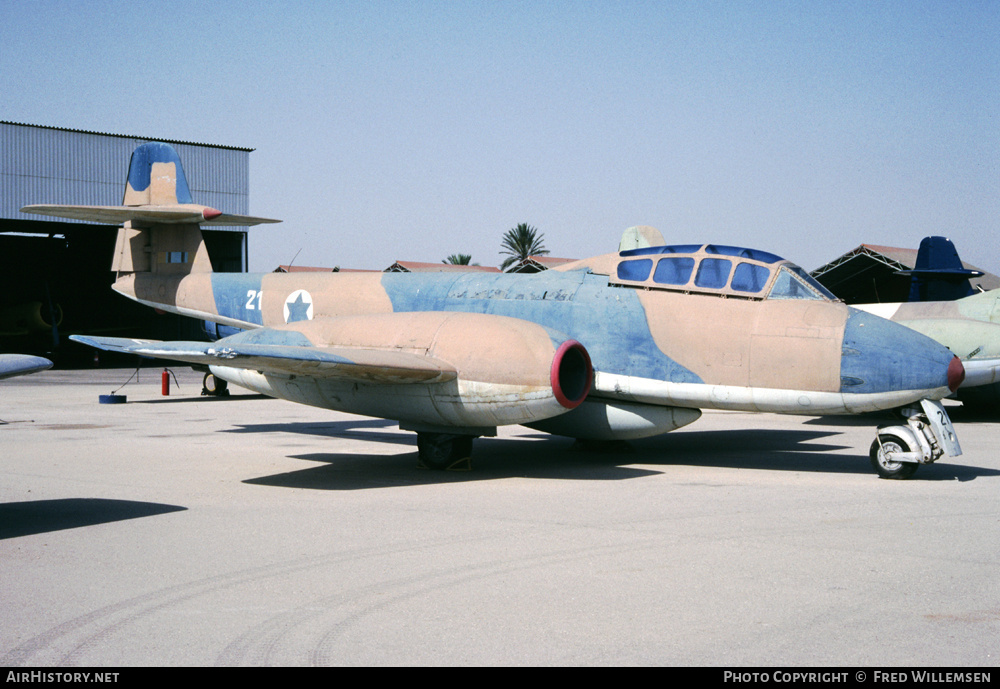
xmin=116 ymin=262 xmax=958 ymax=421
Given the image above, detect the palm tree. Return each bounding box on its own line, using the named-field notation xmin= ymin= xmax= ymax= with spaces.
xmin=443 ymin=253 xmax=473 ymax=265
xmin=500 ymin=223 xmax=548 ymax=270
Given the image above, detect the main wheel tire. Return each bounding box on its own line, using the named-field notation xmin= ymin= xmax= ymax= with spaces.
xmin=417 ymin=433 xmax=474 ymax=470
xmin=202 ymin=373 xmax=229 ymax=397
xmin=869 ymin=433 xmax=919 ymax=479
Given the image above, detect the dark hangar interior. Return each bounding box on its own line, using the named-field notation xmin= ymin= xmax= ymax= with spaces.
xmin=0 ymin=122 xmax=253 ymax=365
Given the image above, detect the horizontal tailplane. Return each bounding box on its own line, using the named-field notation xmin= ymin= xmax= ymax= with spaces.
xmin=20 ymin=142 xmax=279 ymax=277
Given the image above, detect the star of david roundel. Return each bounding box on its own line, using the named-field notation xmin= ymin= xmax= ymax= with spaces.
xmin=283 ymin=289 xmax=314 ymax=323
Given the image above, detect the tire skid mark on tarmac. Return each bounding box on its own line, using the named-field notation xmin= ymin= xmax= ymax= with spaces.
xmin=1 ymin=533 xmax=494 ymax=667
xmin=215 ymin=538 xmax=653 ymax=666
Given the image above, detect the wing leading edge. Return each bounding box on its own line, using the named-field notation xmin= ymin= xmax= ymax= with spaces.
xmin=68 ymin=335 xmax=456 ymax=385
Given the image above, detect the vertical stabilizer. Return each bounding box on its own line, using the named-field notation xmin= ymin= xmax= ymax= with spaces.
xmin=115 ymin=142 xmax=208 ymax=275
xmin=123 ymin=142 xmax=194 ymax=206
xmin=905 ymin=236 xmax=982 ymax=302
xmin=113 ymin=222 xmax=213 ymax=275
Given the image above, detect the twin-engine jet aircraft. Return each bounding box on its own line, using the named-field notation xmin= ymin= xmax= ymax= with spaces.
xmin=24 ymin=143 xmax=966 ymax=477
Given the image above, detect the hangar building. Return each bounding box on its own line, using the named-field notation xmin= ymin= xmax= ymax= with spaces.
xmin=811 ymin=243 xmax=999 ymax=305
xmin=1 ymin=122 xmax=256 ymax=364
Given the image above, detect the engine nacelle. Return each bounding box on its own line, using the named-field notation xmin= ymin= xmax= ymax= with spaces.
xmin=211 ymin=311 xmax=593 ymax=429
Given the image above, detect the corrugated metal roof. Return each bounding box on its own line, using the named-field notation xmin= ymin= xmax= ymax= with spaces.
xmin=0 ymin=121 xmax=253 ymax=151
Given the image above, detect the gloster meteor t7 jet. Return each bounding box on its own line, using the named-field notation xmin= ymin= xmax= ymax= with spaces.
xmin=24 ymin=143 xmax=965 ymax=478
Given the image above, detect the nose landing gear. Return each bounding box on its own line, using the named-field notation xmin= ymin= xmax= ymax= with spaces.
xmin=870 ymin=399 xmax=962 ymax=479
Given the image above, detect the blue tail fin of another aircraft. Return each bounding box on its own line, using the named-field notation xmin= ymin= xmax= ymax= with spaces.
xmin=123 ymin=142 xmax=194 ymax=206
xmin=905 ymin=236 xmax=983 ymax=302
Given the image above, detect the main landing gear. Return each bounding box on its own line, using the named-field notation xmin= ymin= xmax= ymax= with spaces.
xmin=201 ymin=372 xmax=229 ymax=397
xmin=416 ymin=432 xmax=475 ymax=471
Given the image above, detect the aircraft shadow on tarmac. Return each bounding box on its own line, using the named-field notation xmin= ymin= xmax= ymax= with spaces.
xmin=628 ymin=429 xmax=996 ymax=482
xmin=233 ymin=420 xmax=997 ymax=490
xmin=135 ymin=392 xmax=273 ymax=405
xmin=224 ymin=418 xmax=408 ymax=446
xmin=0 ymin=498 xmax=186 ymax=540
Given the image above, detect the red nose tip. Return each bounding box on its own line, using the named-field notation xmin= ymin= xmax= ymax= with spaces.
xmin=947 ymin=356 xmax=965 ymax=393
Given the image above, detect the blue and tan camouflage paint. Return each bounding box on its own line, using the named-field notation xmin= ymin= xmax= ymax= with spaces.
xmin=115 ymin=247 xmax=960 ymax=404
xmin=857 ymin=291 xmax=1000 ymax=404
xmin=27 ymin=142 xmax=965 ymax=437
xmin=123 ymin=141 xmax=194 ymax=206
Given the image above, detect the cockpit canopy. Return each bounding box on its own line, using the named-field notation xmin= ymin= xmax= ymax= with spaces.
xmin=613 ymin=244 xmax=837 ymax=301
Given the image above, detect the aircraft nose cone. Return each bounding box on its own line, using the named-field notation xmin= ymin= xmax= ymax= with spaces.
xmin=948 ymin=355 xmax=965 ymax=393
xmin=841 ymin=309 xmax=957 ymax=397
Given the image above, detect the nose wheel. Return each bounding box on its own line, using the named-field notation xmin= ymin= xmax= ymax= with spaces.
xmin=870 ymin=433 xmax=919 ymax=480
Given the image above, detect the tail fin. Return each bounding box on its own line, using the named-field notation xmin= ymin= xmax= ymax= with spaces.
xmin=903 ymin=236 xmax=983 ymax=302
xmin=21 ymin=141 xmax=279 ymax=276
xmin=123 ymin=141 xmax=194 ymax=206
xmin=114 ymin=219 xmax=212 ymax=274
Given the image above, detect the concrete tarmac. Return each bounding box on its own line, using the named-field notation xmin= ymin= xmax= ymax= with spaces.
xmin=1 ymin=367 xmax=998 ymax=666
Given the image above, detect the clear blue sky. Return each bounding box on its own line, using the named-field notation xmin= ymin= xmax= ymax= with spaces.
xmin=3 ymin=1 xmax=997 ymax=273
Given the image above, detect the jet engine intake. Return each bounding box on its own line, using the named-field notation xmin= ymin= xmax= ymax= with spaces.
xmin=551 ymin=339 xmax=591 ymax=409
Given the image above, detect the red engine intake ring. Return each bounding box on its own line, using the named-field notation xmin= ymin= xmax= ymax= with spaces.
xmin=551 ymin=340 xmax=593 ymax=409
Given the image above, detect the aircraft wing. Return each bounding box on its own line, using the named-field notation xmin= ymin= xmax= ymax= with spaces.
xmin=21 ymin=204 xmax=280 ymax=227
xmin=68 ymin=335 xmax=456 ymax=385
xmin=0 ymin=354 xmax=53 ymax=380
